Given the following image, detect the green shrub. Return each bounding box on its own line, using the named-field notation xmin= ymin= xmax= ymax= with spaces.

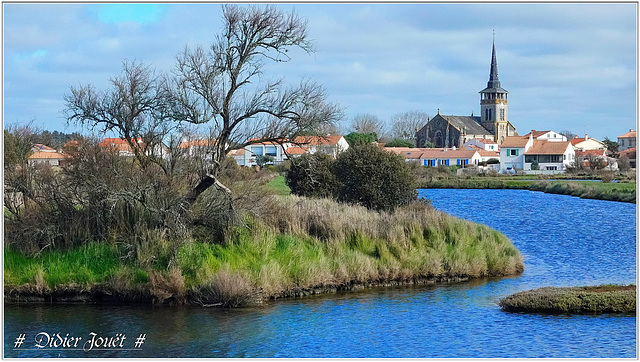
xmin=285 ymin=152 xmax=338 ymax=199
xmin=343 ymin=132 xmax=378 ymax=146
xmin=335 ymin=144 xmax=417 ymax=211
xmin=385 ymin=138 xmax=414 ymax=148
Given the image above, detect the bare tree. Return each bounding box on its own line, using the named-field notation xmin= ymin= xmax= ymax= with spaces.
xmin=351 ymin=113 xmax=385 ymax=136
xmin=559 ymin=129 xmax=578 ymax=141
xmin=391 ymin=111 xmax=429 ymax=141
xmin=65 ymin=5 xmax=342 ymax=209
xmin=169 ymin=5 xmax=341 ymax=205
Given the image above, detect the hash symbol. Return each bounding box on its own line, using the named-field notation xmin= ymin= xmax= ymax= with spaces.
xmin=134 ymin=334 xmax=146 ymax=348
xmin=14 ymin=334 xmax=26 ymax=348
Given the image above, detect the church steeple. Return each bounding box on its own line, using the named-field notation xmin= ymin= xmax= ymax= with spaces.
xmin=479 ymin=35 xmax=510 ymax=144
xmin=487 ymin=40 xmax=501 ymax=90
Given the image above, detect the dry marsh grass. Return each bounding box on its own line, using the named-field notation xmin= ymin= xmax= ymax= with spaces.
xmin=6 ymin=195 xmax=523 ymax=307
xmin=174 ymin=195 xmax=524 ymax=305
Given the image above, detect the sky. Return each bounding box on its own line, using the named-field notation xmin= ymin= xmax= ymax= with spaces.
xmin=3 ymin=2 xmax=637 ymax=141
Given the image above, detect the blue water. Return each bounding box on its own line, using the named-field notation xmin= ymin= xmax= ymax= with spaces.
xmin=4 ymin=189 xmax=637 ymax=358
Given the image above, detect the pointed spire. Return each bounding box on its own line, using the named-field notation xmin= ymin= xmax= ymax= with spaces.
xmin=487 ymin=36 xmax=501 ymax=89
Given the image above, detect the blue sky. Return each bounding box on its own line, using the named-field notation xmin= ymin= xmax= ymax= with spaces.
xmin=3 ymin=3 xmax=637 ymax=141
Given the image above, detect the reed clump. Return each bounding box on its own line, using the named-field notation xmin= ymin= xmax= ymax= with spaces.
xmin=499 ymin=285 xmax=636 ymax=314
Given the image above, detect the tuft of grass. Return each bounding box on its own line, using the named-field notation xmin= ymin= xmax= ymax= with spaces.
xmin=4 ymin=243 xmax=121 ymax=288
xmin=499 ymin=285 xmax=636 ymax=314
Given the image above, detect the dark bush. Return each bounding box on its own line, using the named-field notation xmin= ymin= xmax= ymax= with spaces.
xmin=285 ymin=152 xmax=338 ymax=199
xmin=385 ymin=138 xmax=414 ymax=148
xmin=335 ymin=144 xmax=417 ymax=211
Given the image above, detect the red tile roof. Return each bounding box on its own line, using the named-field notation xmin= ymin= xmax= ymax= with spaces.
xmin=524 ymin=140 xmax=571 ymax=155
xmin=618 ymin=130 xmax=636 ymax=139
xmin=32 ymin=144 xmax=56 ymax=151
xmin=227 ymin=148 xmax=245 ymax=156
xmin=285 ymin=146 xmax=308 ymax=155
xmin=28 ymin=151 xmax=69 ymax=159
xmin=500 ymin=136 xmax=529 ymax=148
xmin=521 ymin=130 xmax=552 ymax=138
xmin=473 ymin=138 xmax=497 ymax=144
xmin=386 ymin=147 xmax=478 ymax=159
xmin=569 ymin=137 xmax=586 ymax=146
xmin=293 ymin=135 xmax=343 ymax=146
xmin=575 ymin=149 xmax=606 ymax=157
xmin=178 ymin=139 xmax=215 ymax=148
xmin=618 ymin=147 xmax=636 ymax=157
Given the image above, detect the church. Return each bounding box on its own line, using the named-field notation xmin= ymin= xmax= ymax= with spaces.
xmin=416 ymin=40 xmax=518 ymax=148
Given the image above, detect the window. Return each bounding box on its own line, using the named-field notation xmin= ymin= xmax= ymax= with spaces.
xmin=265 ymin=146 xmax=277 ymax=157
xmin=620 ymin=139 xmax=625 ymax=146
xmin=251 ymin=146 xmax=263 ymax=156
xmin=546 ymin=166 xmax=558 ymax=171
xmin=500 ymin=109 xmax=505 ymax=121
xmin=508 ymin=149 xmax=518 ymax=156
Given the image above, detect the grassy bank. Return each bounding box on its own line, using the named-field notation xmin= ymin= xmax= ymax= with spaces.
xmin=419 ymin=177 xmax=636 ymax=203
xmin=5 ymin=195 xmax=523 ymax=307
xmin=498 ymin=285 xmax=636 ymax=314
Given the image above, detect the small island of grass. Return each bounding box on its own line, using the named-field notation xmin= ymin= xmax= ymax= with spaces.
xmin=498 ymin=285 xmax=636 ymax=314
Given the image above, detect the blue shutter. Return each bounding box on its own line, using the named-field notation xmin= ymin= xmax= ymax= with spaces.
xmin=424 ymin=159 xmax=427 ymax=166
xmin=446 ymin=159 xmax=450 ymax=166
xmin=465 ymin=159 xmax=469 ymax=165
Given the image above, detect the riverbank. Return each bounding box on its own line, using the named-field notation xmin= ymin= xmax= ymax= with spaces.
xmin=4 ymin=195 xmax=523 ymax=307
xmin=498 ymin=285 xmax=636 ymax=314
xmin=419 ymin=177 xmax=636 ymax=203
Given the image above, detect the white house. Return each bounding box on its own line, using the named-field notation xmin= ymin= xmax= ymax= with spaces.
xmin=291 ymin=135 xmax=349 ymax=158
xmin=569 ymin=135 xmax=606 ymax=151
xmin=463 ymin=137 xmax=499 ymax=152
xmin=28 ymin=144 xmax=68 ymax=166
xmin=386 ymin=147 xmax=482 ymax=167
xmin=244 ymin=141 xmax=290 ymax=166
xmin=500 ymin=131 xmax=575 ymax=173
xmin=99 ymin=137 xmax=169 ymax=159
xmin=242 ymin=135 xmax=349 ymax=166
xmin=617 ymin=129 xmax=636 ymax=152
xmin=499 ymin=135 xmax=532 ymax=171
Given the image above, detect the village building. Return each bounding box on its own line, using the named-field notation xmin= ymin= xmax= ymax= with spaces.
xmin=243 ymin=135 xmax=349 ymax=167
xmin=617 ymin=129 xmax=636 ymax=152
xmin=385 ymin=147 xmax=482 ymax=167
xmin=617 ymin=147 xmax=636 ymax=168
xmin=99 ymin=137 xmax=169 ymax=159
xmin=569 ymin=135 xmax=606 ymax=151
xmin=574 ymin=149 xmax=617 ymax=171
xmin=416 ymin=40 xmax=517 ymax=148
xmin=500 ymin=130 xmax=575 ymax=173
xmin=28 ymin=144 xmax=69 ymax=167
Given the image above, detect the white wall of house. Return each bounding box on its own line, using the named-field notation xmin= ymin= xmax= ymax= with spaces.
xmin=244 ymin=143 xmax=289 ymax=166
xmin=573 ymin=138 xmax=605 ymax=150
xmin=463 ymin=138 xmax=498 ymax=151
xmin=534 ymin=131 xmax=567 ymax=142
xmin=420 ymin=153 xmax=482 ymax=167
xmin=500 ymin=147 xmax=526 ymax=171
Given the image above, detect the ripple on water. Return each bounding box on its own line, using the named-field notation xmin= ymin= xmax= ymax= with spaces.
xmin=3 ymin=190 xmax=636 ymax=358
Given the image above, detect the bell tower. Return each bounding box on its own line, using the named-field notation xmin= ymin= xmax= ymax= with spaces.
xmin=479 ymin=36 xmax=509 ymax=144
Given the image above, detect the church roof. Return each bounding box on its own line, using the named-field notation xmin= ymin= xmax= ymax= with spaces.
xmin=437 ymin=114 xmax=490 ymax=135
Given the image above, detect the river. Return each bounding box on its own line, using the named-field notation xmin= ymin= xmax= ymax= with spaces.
xmin=4 ymin=189 xmax=636 ymax=358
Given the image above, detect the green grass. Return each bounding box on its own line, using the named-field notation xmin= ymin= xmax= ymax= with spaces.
xmin=499 ymin=285 xmax=636 ymax=314
xmin=419 ymin=177 xmax=636 ymax=203
xmin=5 ymin=196 xmax=523 ymax=306
xmin=267 ymin=175 xmax=291 ymax=195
